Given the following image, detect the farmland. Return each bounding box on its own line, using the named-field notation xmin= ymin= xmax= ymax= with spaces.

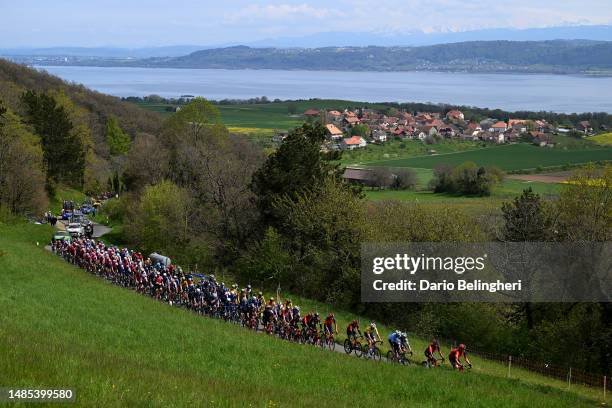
xmin=589 ymin=132 xmax=612 ymax=146
xmin=365 ymin=143 xmax=611 ymax=171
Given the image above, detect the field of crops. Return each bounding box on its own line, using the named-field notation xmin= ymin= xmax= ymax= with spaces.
xmin=366 ymin=144 xmax=612 ymax=171
xmin=589 ymin=133 xmax=612 ymax=146
xmin=0 ymin=223 xmax=601 ymax=407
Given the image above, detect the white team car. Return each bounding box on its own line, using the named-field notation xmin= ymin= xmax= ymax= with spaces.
xmin=66 ymin=222 xmax=84 ymax=237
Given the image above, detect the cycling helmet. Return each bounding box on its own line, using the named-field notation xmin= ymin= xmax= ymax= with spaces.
xmin=458 ymin=343 xmax=466 ymax=350
xmin=328 ymin=312 xmax=335 ymax=317
xmin=247 ymin=284 xmax=252 ymax=289
xmin=370 ymin=322 xmax=376 ymax=328
xmin=395 ymin=330 xmax=402 ymax=336
xmin=270 ymin=297 xmax=275 ymax=301
xmin=258 ymin=291 xmax=263 ymax=296
xmin=294 ymin=306 xmax=300 ymax=312
xmin=314 ymin=312 xmax=320 ymax=317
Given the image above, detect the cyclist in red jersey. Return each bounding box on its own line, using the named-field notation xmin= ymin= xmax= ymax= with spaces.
xmin=346 ymin=319 xmax=361 ymax=341
xmin=323 ymin=313 xmax=337 ymax=336
xmin=449 ymin=344 xmax=471 ymax=371
xmin=425 ymin=338 xmax=444 ymax=366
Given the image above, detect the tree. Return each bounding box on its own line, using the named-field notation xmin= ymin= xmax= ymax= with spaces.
xmin=125 ymin=180 xmax=193 ymax=260
xmin=250 ymin=122 xmax=342 ymax=228
xmin=0 ymin=104 xmax=47 ymax=215
xmin=351 ymin=123 xmax=370 ymax=137
xmin=501 ymin=187 xmax=553 ymax=242
xmin=370 ymin=167 xmax=393 ymax=189
xmin=391 ymin=168 xmax=417 ymax=190
xmin=287 ymin=102 xmax=297 ymax=115
xmin=500 ymin=187 xmax=554 ymax=329
xmin=21 ymin=90 xmax=86 ymax=187
xmin=105 ymin=116 xmax=131 ymax=155
xmin=271 ymin=177 xmax=366 ymax=305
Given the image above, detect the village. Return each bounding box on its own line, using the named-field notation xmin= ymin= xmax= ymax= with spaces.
xmin=273 ymin=107 xmax=595 ymax=151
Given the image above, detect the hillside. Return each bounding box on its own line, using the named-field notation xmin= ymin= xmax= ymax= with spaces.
xmin=19 ymin=41 xmax=612 ymax=74
xmin=0 ymin=223 xmax=601 ymax=407
xmin=0 ymin=59 xmax=163 ymax=146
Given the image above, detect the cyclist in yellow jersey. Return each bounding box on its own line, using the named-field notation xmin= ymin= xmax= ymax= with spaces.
xmin=364 ymin=322 xmax=380 ymax=348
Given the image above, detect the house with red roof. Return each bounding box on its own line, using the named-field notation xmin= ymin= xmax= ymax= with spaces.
xmin=491 ymin=121 xmax=508 ymax=132
xmin=341 ymin=136 xmax=367 ymax=150
xmin=325 ymin=123 xmax=344 ymax=140
xmin=303 ymin=109 xmax=320 ymax=117
xmin=446 ymin=110 xmax=465 ymax=121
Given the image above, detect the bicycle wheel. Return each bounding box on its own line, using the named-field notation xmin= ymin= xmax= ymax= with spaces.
xmin=387 ymin=350 xmax=395 ymax=363
xmin=343 ymin=339 xmax=352 ymax=354
xmin=354 ymin=341 xmax=363 ymax=357
xmin=372 ymin=347 xmax=382 ymax=362
xmin=327 ymin=338 xmax=336 ymax=351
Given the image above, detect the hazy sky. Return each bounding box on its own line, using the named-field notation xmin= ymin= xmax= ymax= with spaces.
xmin=1 ymin=0 xmax=611 ymax=47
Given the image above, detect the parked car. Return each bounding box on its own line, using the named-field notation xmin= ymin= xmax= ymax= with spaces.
xmin=66 ymin=223 xmax=84 ymax=237
xmin=61 ymin=210 xmax=73 ymax=221
xmin=52 ymin=230 xmax=72 ymax=243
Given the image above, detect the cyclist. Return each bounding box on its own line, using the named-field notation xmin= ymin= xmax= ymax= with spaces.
xmin=346 ymin=319 xmax=361 ymax=341
xmin=323 ymin=313 xmax=337 ymax=337
xmin=363 ymin=322 xmax=380 ymax=349
xmin=388 ymin=330 xmax=410 ymax=357
xmin=449 ymin=344 xmax=472 ymax=371
xmin=425 ymin=339 xmax=444 ymax=366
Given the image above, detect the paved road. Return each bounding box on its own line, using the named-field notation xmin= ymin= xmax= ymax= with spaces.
xmin=56 ymin=219 xmax=111 ymax=238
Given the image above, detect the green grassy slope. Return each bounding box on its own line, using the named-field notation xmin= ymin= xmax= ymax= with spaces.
xmin=0 ymin=224 xmax=601 ymax=407
xmin=365 ymin=144 xmax=612 ymax=171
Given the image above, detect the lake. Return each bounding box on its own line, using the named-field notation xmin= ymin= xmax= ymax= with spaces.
xmin=38 ymin=65 xmax=612 ymax=113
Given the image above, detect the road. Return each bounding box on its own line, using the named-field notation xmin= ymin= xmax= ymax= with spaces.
xmin=56 ymin=219 xmax=112 ymax=238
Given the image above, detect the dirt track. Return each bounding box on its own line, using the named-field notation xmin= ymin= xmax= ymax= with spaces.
xmin=508 ymin=171 xmax=572 ymax=184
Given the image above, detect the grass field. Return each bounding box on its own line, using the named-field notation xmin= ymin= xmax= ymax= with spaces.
xmin=341 ymin=140 xmax=486 ymax=165
xmin=589 ymin=132 xmax=612 ymax=146
xmin=0 ymin=223 xmax=603 ymax=407
xmin=49 ymin=186 xmax=88 ymax=214
xmin=365 ymin=144 xmax=612 ymax=171
xmin=136 ymin=99 xmax=392 ymax=132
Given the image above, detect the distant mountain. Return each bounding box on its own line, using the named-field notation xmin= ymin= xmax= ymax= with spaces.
xmin=7 ymin=40 xmax=612 ymax=75
xmin=2 ymin=25 xmax=611 ymax=59
xmin=0 ymin=45 xmax=209 ymax=58
xmin=136 ymin=40 xmax=612 ymax=74
xmin=246 ymin=25 xmax=612 ymax=47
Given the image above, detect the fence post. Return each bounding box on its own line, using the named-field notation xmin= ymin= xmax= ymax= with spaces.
xmin=567 ymin=367 xmax=572 ymax=389
xmin=604 ymin=375 xmax=607 ymax=403
xmin=507 ymin=355 xmax=512 ymax=378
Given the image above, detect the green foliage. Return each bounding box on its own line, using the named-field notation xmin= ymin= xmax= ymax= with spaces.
xmin=250 ymin=122 xmax=342 ymax=228
xmin=430 ymin=162 xmax=503 ymax=196
xmin=391 ymin=168 xmax=418 ymax=190
xmin=351 ymin=123 xmax=370 ymax=137
xmin=0 ymin=105 xmax=48 ymax=215
xmin=269 ymin=177 xmax=366 ymax=305
xmin=105 ymin=116 xmax=131 ymax=155
xmin=237 ymin=227 xmax=292 ymax=285
xmin=501 ymin=187 xmax=554 ymax=241
xmin=21 ymin=90 xmax=86 ymax=187
xmin=287 ymin=102 xmax=297 ymax=115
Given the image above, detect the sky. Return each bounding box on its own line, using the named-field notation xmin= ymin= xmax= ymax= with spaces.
xmin=1 ymin=0 xmax=612 ymax=47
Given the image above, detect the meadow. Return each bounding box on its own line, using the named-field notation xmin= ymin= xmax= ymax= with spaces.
xmin=589 ymin=132 xmax=612 ymax=146
xmin=365 ymin=143 xmax=612 ymax=171
xmin=0 ymin=223 xmax=602 ymax=407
